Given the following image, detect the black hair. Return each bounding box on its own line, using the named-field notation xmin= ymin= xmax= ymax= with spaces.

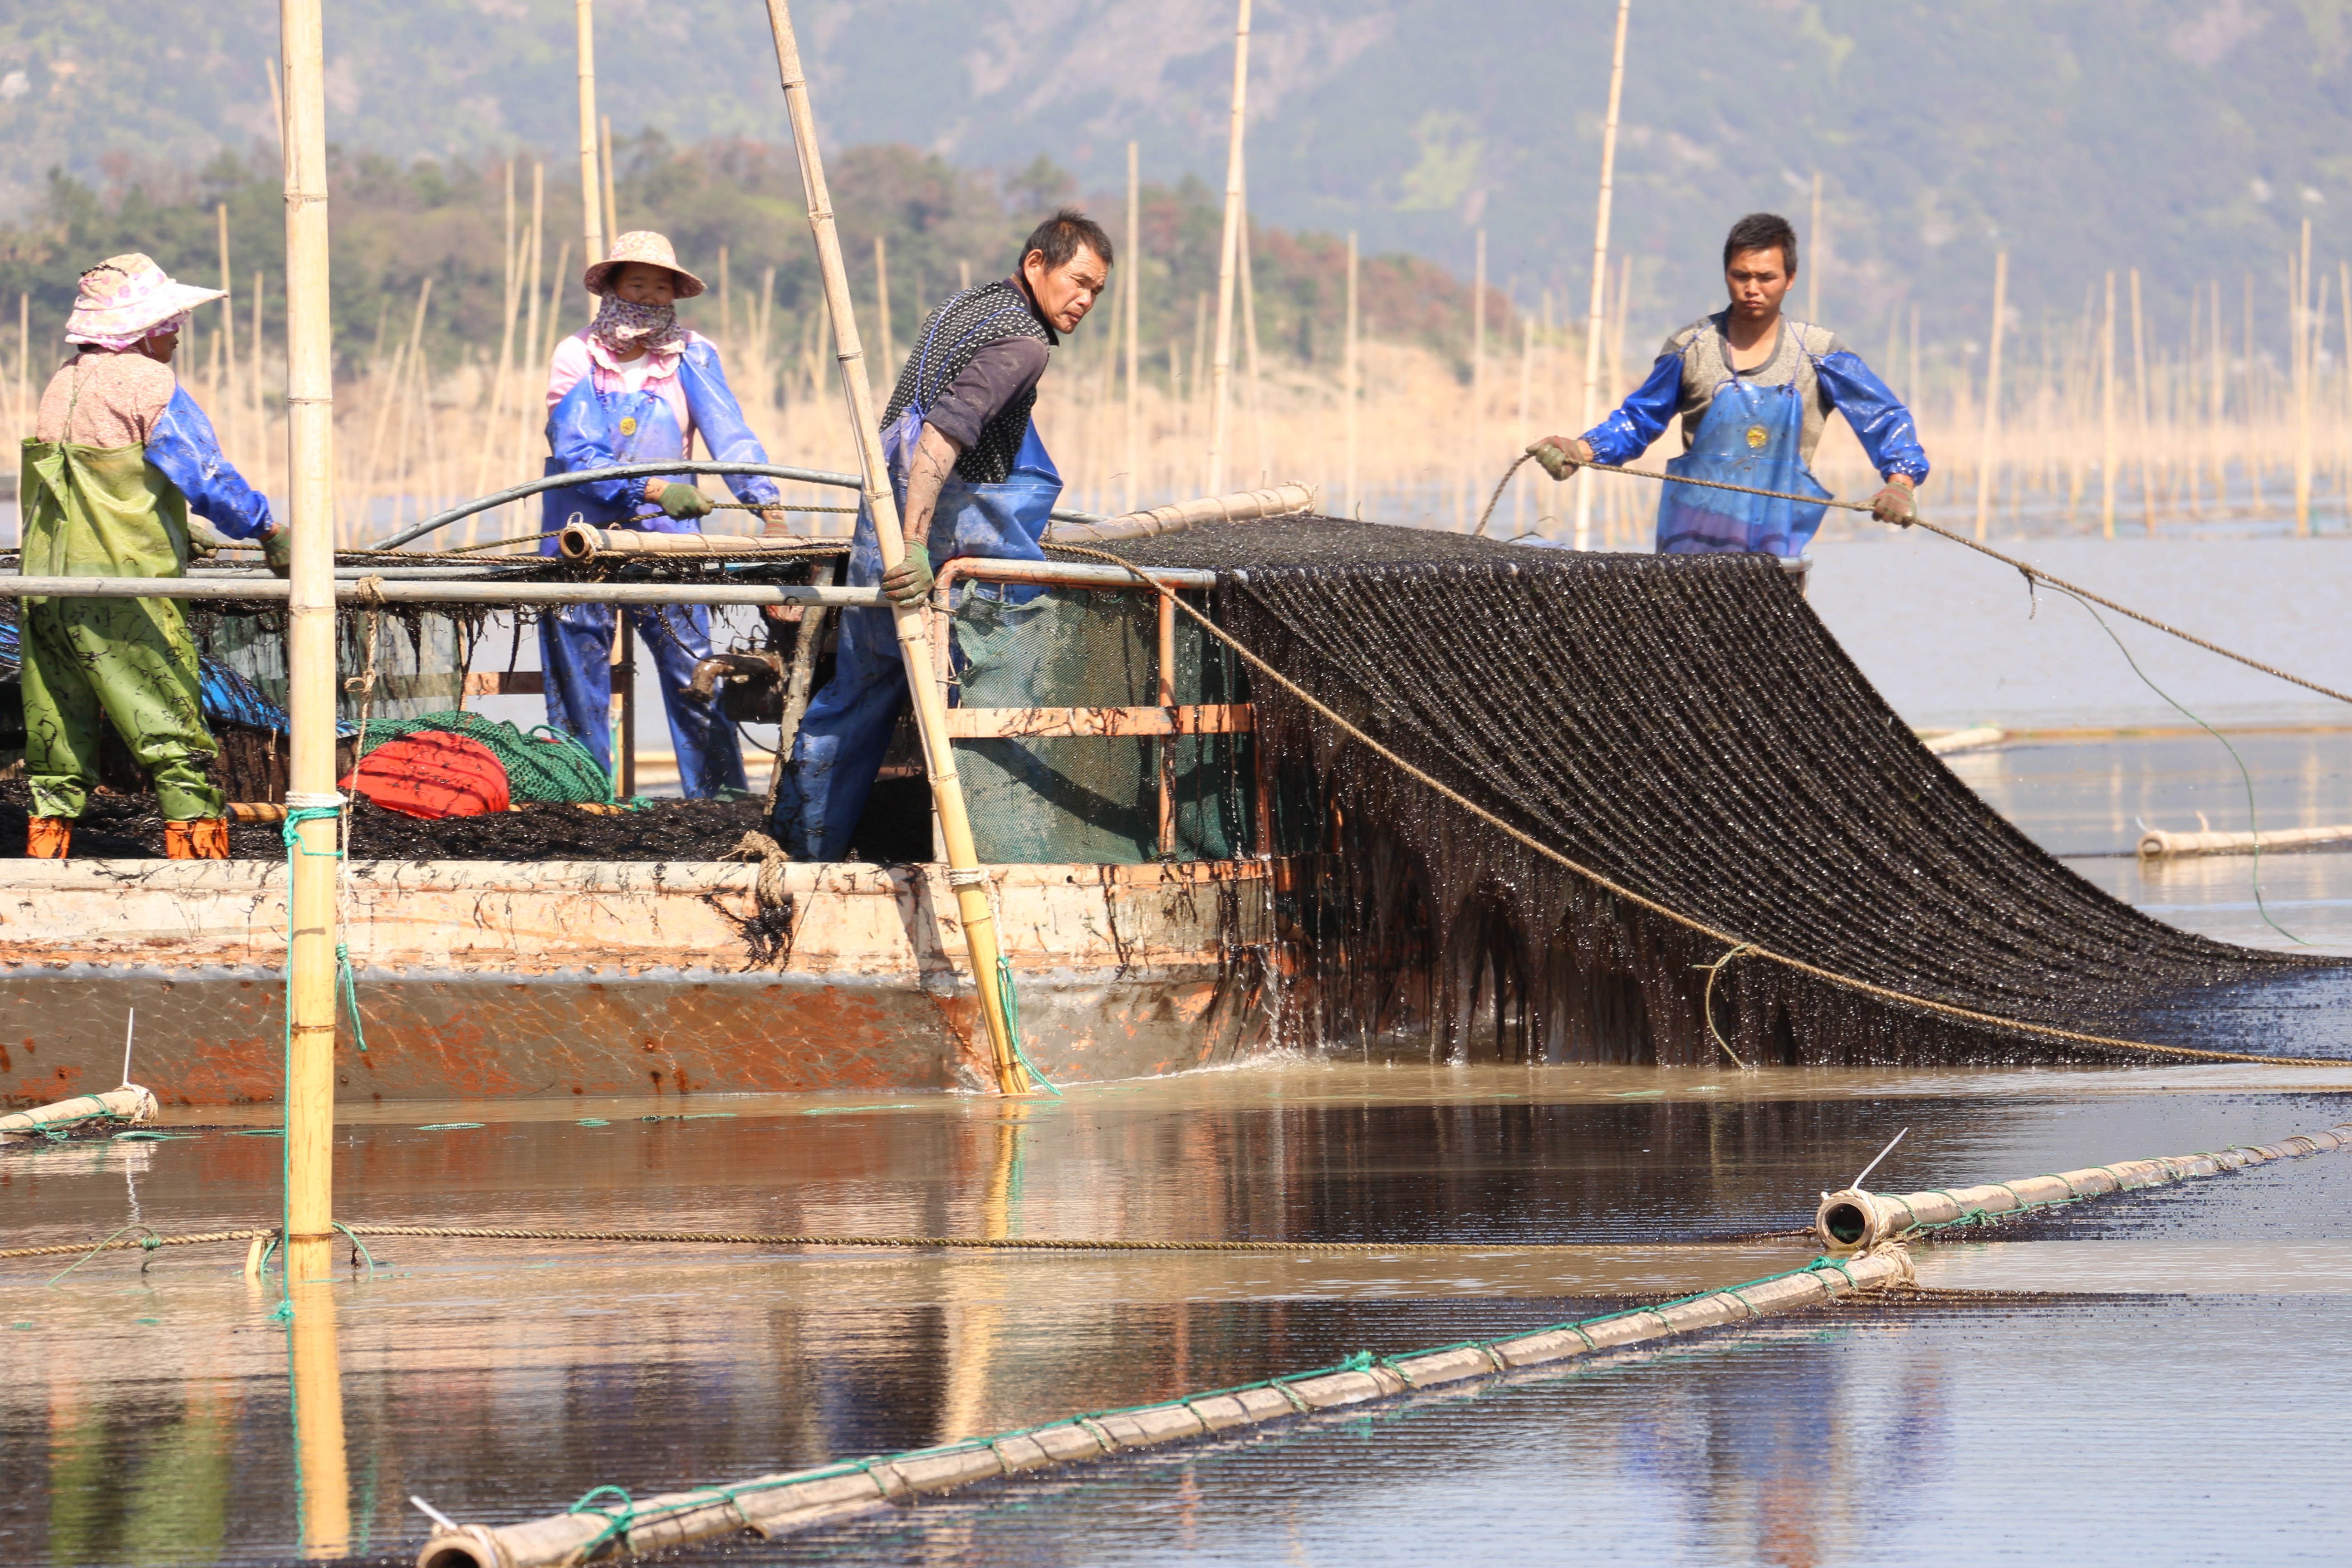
xmin=1019 ymin=207 xmax=1114 ymax=273
xmin=1723 ymin=212 xmax=1798 ymax=274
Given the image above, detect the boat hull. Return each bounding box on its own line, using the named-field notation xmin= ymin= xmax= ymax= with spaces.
xmin=2 ymin=858 xmax=1279 ymax=1105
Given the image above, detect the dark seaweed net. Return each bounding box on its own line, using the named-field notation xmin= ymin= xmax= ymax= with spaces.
xmin=1088 ymin=518 xmax=2336 ymax=1068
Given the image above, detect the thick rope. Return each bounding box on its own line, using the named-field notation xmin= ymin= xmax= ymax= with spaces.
xmin=1045 ymin=542 xmax=2345 ymax=1068
xmin=1519 ymin=456 xmax=2352 ymax=708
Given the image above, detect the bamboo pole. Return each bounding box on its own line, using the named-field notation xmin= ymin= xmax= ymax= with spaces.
xmin=1573 ymin=0 xmax=1631 ymax=552
xmin=1471 ymin=228 xmax=1486 ymax=529
xmin=760 ymin=0 xmax=1030 ymax=1096
xmin=2340 ymin=261 xmax=2351 ymax=524
xmin=274 ymin=0 xmax=344 ymax=1322
xmin=1344 ymin=230 xmax=1359 ymax=517
xmin=1972 ymin=251 xmax=2007 ymax=541
xmin=287 ymin=1272 xmax=350 ymax=1559
xmin=215 ymin=203 xmax=236 ymax=455
xmin=1203 ymin=0 xmax=1251 ymax=495
xmin=510 ymin=172 xmax=548 ymax=508
xmin=1514 ymin=313 xmax=1534 ymax=533
xmin=600 ymin=113 xmax=619 ymax=250
xmin=1805 ymin=171 xmax=1823 ymax=324
xmin=2130 ymin=266 xmax=2153 ymax=533
xmin=1239 ymin=166 xmax=1264 ymax=484
xmin=575 ymin=0 xmax=605 ymax=316
xmin=2210 ymin=279 xmax=2226 ymax=510
xmin=472 ymin=161 xmax=520 ymax=504
xmin=2101 ymin=270 xmax=2117 ymax=539
xmin=2295 ymin=218 xmax=2313 ymax=536
xmin=2244 ymin=273 xmax=2264 ymax=509
xmin=1123 ymin=140 xmax=1139 ymax=515
xmin=251 ymin=272 xmax=268 ymax=496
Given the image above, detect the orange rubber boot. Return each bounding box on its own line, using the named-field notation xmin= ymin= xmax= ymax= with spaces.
xmin=27 ymin=818 xmax=71 ymax=859
xmin=165 ymin=818 xmax=231 ymax=861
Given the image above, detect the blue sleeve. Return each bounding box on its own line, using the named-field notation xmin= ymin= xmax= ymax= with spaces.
xmin=679 ymin=343 xmax=781 ymax=506
xmin=1578 ymin=352 xmax=1684 ymax=466
xmin=1814 ymin=349 xmax=1930 ymax=484
xmin=147 ymin=388 xmax=274 ymax=538
xmin=545 ymin=378 xmax=653 ymax=511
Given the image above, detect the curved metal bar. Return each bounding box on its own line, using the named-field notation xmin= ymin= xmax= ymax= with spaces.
xmin=375 ymin=461 xmax=1108 ymax=552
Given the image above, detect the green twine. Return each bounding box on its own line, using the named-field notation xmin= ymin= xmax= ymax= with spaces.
xmin=565 ymin=1485 xmax=638 ymax=1559
xmin=999 ymin=955 xmax=1060 ymax=1097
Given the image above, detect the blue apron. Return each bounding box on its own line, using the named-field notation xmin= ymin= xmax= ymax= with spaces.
xmin=535 ymin=374 xmax=746 ymax=797
xmin=773 ymin=302 xmax=1062 ymax=861
xmin=1656 ymin=359 xmax=1831 ymax=557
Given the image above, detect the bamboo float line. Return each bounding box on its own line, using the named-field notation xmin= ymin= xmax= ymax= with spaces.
xmin=574 ymin=0 xmax=604 ymax=318
xmin=1573 ymin=0 xmax=1631 ymax=552
xmin=2137 ymin=823 xmax=2352 ymax=858
xmin=1203 ymin=0 xmax=1251 ymax=495
xmin=760 ymin=0 xmax=1029 ymax=1097
xmin=0 ymin=575 xmax=885 ymax=608
xmin=412 ymin=1116 xmax=2352 ymax=1568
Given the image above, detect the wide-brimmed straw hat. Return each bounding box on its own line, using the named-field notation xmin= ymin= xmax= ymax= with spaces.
xmin=66 ymin=254 xmax=224 ymax=342
xmin=582 ymin=231 xmax=707 ymax=299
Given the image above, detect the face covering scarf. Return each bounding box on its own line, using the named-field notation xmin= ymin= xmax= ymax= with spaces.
xmin=588 ymin=294 xmax=684 ymax=358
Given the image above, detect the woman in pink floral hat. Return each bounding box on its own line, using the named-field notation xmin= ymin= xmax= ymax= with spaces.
xmin=537 ymin=230 xmax=784 ymax=798
xmin=19 ymin=253 xmax=283 ymax=860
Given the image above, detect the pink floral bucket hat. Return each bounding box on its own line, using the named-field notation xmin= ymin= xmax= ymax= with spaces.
xmin=65 ymin=254 xmax=225 ymax=349
xmin=581 ymin=231 xmax=707 ymax=299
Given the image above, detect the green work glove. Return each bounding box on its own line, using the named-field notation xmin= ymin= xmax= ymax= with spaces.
xmin=261 ymin=525 xmax=294 ymax=578
xmin=656 ymin=481 xmax=714 ymax=522
xmin=1527 ymin=436 xmax=1592 ymax=481
xmin=1870 ymin=480 xmax=1917 ymax=526
xmin=881 ymin=540 xmax=934 ymax=606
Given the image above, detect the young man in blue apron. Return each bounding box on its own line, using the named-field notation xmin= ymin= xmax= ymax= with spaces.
xmin=772 ymin=208 xmax=1113 ymax=861
xmin=1528 ymin=212 xmax=1927 ymax=554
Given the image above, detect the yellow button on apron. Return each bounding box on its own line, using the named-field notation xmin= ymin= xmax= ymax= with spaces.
xmin=1744 ymin=424 xmax=1769 ymax=450
xmin=618 ymin=416 xmax=637 ymax=436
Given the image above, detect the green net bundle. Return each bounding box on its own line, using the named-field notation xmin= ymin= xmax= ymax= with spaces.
xmin=356 ymin=710 xmax=612 ymax=804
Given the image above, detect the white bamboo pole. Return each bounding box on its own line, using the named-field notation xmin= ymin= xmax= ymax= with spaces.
xmin=215 ymin=203 xmax=236 ymax=455
xmin=760 ymin=0 xmax=1029 ymax=1096
xmin=1123 ymin=140 xmax=1139 ymax=515
xmin=2131 ymin=266 xmax=2153 ymax=533
xmin=1471 ymin=227 xmax=1486 ymax=529
xmin=1572 ymin=0 xmax=1631 ymax=552
xmin=1239 ymin=164 xmax=1264 ymax=484
xmin=600 ymin=113 xmax=619 ymax=250
xmin=575 ymin=0 xmax=605 ymax=317
xmin=2295 ymin=217 xmax=2313 ymax=536
xmin=1344 ymin=230 xmax=1359 ymax=517
xmin=1203 ymin=0 xmax=1251 ymax=495
xmin=2102 ymin=270 xmax=2117 ymax=539
xmin=1972 ymin=250 xmax=2006 ymax=542
xmin=274 ymin=0 xmax=347 ymax=1431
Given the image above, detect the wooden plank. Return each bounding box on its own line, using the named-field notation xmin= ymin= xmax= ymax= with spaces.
xmin=942 ymin=704 xmax=1254 ymax=740
xmin=464 ymin=671 xmax=547 ymax=696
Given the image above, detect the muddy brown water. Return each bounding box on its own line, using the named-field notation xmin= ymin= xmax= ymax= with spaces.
xmin=5 ymin=735 xmax=2352 ymax=1564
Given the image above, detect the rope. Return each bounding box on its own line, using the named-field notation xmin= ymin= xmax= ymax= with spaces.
xmin=1528 ymin=456 xmax=2352 ymax=708
xmin=0 ymin=1225 xmax=1736 ymax=1261
xmin=1044 ymin=542 xmax=2346 ymax=1068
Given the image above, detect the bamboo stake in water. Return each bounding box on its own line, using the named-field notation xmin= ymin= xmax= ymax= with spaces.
xmin=2129 ymin=266 xmax=2154 ymax=533
xmin=1972 ymin=251 xmax=2007 ymax=541
xmin=2244 ymin=273 xmax=2264 ymax=509
xmin=760 ymin=0 xmax=1029 ymax=1097
xmin=1470 ymin=227 xmax=1486 ymax=531
xmin=215 ymin=203 xmax=236 ymax=456
xmin=1203 ymin=0 xmax=1251 ymax=495
xmin=2101 ymin=270 xmax=2117 ymax=539
xmin=600 ymin=113 xmax=619 ymax=252
xmin=2295 ymin=217 xmax=2314 ymax=537
xmin=1573 ymin=0 xmax=1631 ymax=552
xmin=1344 ymin=230 xmax=1359 ymax=517
xmin=250 ymin=271 xmax=267 ymax=495
xmin=575 ymin=0 xmax=605 ymax=317
xmin=1239 ymin=164 xmax=1264 ymax=484
xmin=1123 ymin=140 xmax=1139 ymax=516
xmin=2210 ymin=279 xmax=2226 ymax=510
xmin=275 ymin=0 xmax=346 ymax=1366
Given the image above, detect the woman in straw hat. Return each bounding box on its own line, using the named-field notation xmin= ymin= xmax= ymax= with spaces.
xmin=20 ymin=253 xmax=283 ymax=860
xmin=538 ymin=230 xmax=784 ymax=798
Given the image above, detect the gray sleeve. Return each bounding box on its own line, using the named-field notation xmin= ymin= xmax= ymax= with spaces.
xmin=923 ymin=337 xmax=1050 ymax=452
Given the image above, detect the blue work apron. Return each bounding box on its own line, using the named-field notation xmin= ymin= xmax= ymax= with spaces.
xmin=1656 ymin=364 xmax=1830 ymax=557
xmin=773 ymin=303 xmax=1063 ymax=861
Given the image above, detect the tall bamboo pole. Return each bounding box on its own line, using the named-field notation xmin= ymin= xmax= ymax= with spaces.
xmin=1573 ymin=0 xmax=1631 ymax=552
xmin=2101 ymin=270 xmax=2117 ymax=539
xmin=1344 ymin=230 xmax=1359 ymax=517
xmin=760 ymin=0 xmax=1029 ymax=1096
xmin=1203 ymin=0 xmax=1251 ymax=495
xmin=2209 ymin=279 xmax=2226 ymax=510
xmin=2130 ymin=267 xmax=2153 ymax=533
xmin=1471 ymin=228 xmax=1487 ymax=527
xmin=215 ymin=203 xmax=237 ymax=454
xmin=251 ymin=271 xmax=267 ymax=493
xmin=1514 ymin=313 xmax=1534 ymax=533
xmin=1123 ymin=141 xmax=1139 ymax=515
xmin=274 ymin=0 xmax=344 ymax=1338
xmin=1972 ymin=250 xmax=2006 ymax=542
xmin=600 ymin=113 xmax=619 ymax=250
xmin=2295 ymin=217 xmax=2313 ymax=536
xmin=1238 ymin=167 xmax=1264 ymax=484
xmin=2244 ymin=273 xmax=2264 ymax=509
xmin=575 ymin=0 xmax=605 ymax=316
xmin=1805 ymin=170 xmax=1823 ymax=325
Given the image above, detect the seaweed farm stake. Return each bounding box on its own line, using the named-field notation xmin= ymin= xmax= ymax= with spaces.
xmin=574 ymin=0 xmax=604 ymax=318
xmin=1573 ymin=0 xmax=1631 ymax=551
xmin=1203 ymin=0 xmax=1251 ymax=495
xmin=760 ymin=0 xmax=1030 ymax=1095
